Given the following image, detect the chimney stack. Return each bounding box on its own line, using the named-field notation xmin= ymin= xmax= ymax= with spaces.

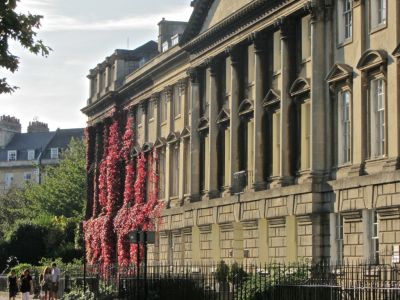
xmin=0 ymin=115 xmax=21 ymax=148
xmin=27 ymin=120 xmax=49 ymax=133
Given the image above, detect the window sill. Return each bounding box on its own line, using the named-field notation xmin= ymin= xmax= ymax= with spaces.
xmin=161 ymin=121 xmax=167 ymax=126
xmin=301 ymin=57 xmax=311 ymax=64
xmin=370 ymin=23 xmax=387 ymax=35
xmin=365 ymin=155 xmax=387 ymax=163
xmin=337 ymin=162 xmax=352 ymax=169
xmin=272 ymin=70 xmax=281 ymax=78
xmin=149 ymin=118 xmax=154 ymax=123
xmin=337 ymin=38 xmax=353 ymax=49
xmin=174 ymin=114 xmax=182 ymax=120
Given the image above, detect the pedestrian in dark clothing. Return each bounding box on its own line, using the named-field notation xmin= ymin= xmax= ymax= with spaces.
xmin=8 ymin=270 xmax=18 ymax=300
xmin=20 ymin=269 xmax=33 ymax=300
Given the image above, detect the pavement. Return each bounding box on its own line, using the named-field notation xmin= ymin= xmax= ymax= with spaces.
xmin=0 ymin=291 xmax=8 ymax=300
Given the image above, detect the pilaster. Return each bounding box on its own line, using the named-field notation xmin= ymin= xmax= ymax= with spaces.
xmin=227 ymin=46 xmax=241 ymax=192
xmin=206 ymin=58 xmax=220 ymax=199
xmin=278 ymin=18 xmax=295 ymax=186
xmin=165 ymin=86 xmax=174 ymax=134
xmin=250 ymin=31 xmax=267 ymax=191
xmin=310 ymin=3 xmax=327 ymax=178
xmin=188 ymin=68 xmax=201 ymax=202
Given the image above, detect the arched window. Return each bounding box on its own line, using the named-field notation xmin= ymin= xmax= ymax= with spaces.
xmin=326 ymin=63 xmax=354 ymax=166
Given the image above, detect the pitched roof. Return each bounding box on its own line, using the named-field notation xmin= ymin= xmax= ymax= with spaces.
xmin=0 ymin=128 xmax=84 ymax=162
xmin=180 ymin=0 xmax=215 ymax=44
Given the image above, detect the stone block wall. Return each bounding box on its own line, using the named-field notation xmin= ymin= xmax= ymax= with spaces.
xmin=267 ymin=218 xmax=286 ymax=263
xmin=343 ymin=218 xmax=364 ymax=262
xmin=297 ymin=218 xmax=313 ymax=259
xmin=379 ymin=216 xmax=400 ymax=263
xmin=242 ymin=221 xmax=259 ymax=265
xmin=220 ymin=226 xmax=234 ymax=264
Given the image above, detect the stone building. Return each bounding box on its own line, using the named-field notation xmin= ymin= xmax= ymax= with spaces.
xmin=82 ymin=0 xmax=400 ymax=265
xmin=0 ymin=116 xmax=84 ymax=193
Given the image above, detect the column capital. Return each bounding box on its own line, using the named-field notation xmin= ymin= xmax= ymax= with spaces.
xmin=203 ymin=56 xmax=219 ymax=76
xmin=139 ymin=100 xmax=147 ymax=111
xmin=303 ymin=1 xmax=324 ymax=23
xmin=225 ymin=45 xmax=242 ymax=65
xmin=150 ymin=92 xmax=160 ymax=104
xmin=163 ymin=86 xmax=173 ymax=101
xmin=248 ymin=31 xmax=267 ymax=52
xmin=187 ymin=67 xmax=200 ymax=84
xmin=274 ymin=17 xmax=295 ymax=40
xmin=178 ymin=78 xmax=188 ymax=91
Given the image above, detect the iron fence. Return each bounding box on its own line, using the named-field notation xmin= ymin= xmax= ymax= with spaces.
xmin=63 ymin=262 xmax=400 ymax=300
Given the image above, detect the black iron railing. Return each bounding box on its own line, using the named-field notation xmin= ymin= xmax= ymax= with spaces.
xmin=63 ymin=262 xmax=400 ymax=300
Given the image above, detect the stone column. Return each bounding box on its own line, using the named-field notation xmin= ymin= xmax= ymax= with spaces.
xmin=207 ymin=58 xmax=220 ymax=198
xmin=278 ymin=19 xmax=294 ymax=186
xmin=251 ymin=32 xmax=267 ymax=190
xmin=227 ymin=46 xmax=241 ymax=192
xmin=188 ymin=68 xmax=201 ymax=202
xmin=179 ymin=79 xmax=189 ymax=127
xmin=151 ymin=93 xmax=160 ymax=139
xmin=165 ymin=86 xmax=174 ymax=134
xmin=141 ymin=101 xmax=148 ymax=143
xmin=309 ymin=4 xmax=327 ymax=177
xmin=178 ymin=137 xmax=185 ymax=201
xmin=165 ymin=143 xmax=171 ymax=206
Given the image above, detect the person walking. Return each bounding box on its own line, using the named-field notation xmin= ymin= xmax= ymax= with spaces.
xmin=49 ymin=263 xmax=60 ymax=300
xmin=8 ymin=270 xmax=18 ymax=300
xmin=19 ymin=269 xmax=33 ymax=300
xmin=40 ymin=267 xmax=52 ymax=300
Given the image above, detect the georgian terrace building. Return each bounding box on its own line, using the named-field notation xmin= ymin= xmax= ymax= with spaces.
xmin=82 ymin=0 xmax=400 ymax=265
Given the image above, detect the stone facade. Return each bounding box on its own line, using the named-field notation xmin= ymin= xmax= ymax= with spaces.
xmin=83 ymin=0 xmax=400 ymax=265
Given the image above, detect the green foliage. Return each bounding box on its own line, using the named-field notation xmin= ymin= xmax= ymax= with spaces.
xmin=215 ymin=260 xmax=229 ymax=283
xmin=0 ymin=188 xmax=28 ymax=239
xmin=0 ymin=139 xmax=86 ymax=268
xmin=228 ymin=262 xmax=247 ymax=283
xmin=7 ymin=222 xmax=47 ymax=264
xmin=0 ymin=0 xmax=51 ymax=93
xmin=10 ymin=263 xmax=39 ymax=276
xmin=234 ymin=264 xmax=309 ymax=300
xmin=23 ymin=138 xmax=86 ymax=218
xmin=61 ymin=289 xmax=96 ymax=300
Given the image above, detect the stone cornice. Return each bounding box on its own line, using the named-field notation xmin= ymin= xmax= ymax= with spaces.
xmin=181 ymin=0 xmax=297 ymax=55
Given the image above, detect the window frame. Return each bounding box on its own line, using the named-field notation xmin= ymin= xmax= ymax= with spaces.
xmin=50 ymin=148 xmax=59 ymax=159
xmin=371 ymin=210 xmax=380 ymax=264
xmin=27 ymin=149 xmax=35 ymax=161
xmin=337 ymin=0 xmax=353 ymax=45
xmin=23 ymin=172 xmax=32 ymax=182
xmin=368 ymin=76 xmax=387 ymax=159
xmin=4 ymin=173 xmax=13 ymax=188
xmin=370 ymin=0 xmax=387 ymax=32
xmin=7 ymin=150 xmax=17 ymax=161
xmin=338 ymin=88 xmax=352 ymax=165
xmin=336 ymin=213 xmax=344 ymax=265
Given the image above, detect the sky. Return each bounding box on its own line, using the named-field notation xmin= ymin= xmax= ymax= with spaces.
xmin=1 ymin=0 xmax=193 ymax=132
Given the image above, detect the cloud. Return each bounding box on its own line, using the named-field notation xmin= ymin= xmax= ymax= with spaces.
xmin=31 ymin=7 xmax=193 ymax=32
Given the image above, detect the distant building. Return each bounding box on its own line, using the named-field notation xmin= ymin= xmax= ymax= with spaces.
xmin=0 ymin=115 xmax=84 ymax=193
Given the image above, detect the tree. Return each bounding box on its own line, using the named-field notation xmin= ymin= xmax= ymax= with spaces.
xmin=0 ymin=0 xmax=51 ymax=94
xmin=0 ymin=187 xmax=27 ymax=239
xmin=23 ymin=138 xmax=87 ymax=218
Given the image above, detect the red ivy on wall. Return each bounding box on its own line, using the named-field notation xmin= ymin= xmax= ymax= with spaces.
xmin=84 ymin=113 xmax=162 ymax=270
